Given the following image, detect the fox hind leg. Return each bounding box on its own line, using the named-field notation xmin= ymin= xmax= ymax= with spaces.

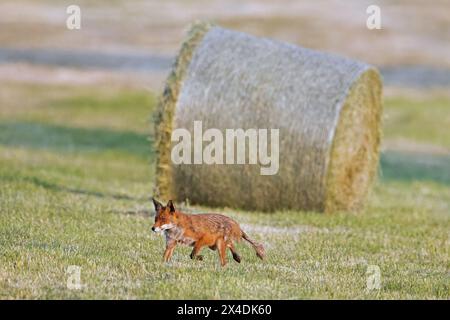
xmin=190 ymin=251 xmax=203 ymax=261
xmin=228 ymin=242 xmax=241 ymax=263
xmin=190 ymin=241 xmax=205 ymax=261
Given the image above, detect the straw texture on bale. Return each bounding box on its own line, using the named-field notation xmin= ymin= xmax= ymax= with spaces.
xmin=154 ymin=21 xmax=382 ymax=213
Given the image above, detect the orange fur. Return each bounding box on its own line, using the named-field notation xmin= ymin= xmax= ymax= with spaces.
xmin=151 ymin=199 xmax=265 ymax=266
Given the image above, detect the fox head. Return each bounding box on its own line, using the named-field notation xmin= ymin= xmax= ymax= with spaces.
xmin=151 ymin=198 xmax=176 ymax=232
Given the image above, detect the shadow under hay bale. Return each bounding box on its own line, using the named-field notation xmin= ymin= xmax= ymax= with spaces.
xmin=154 ymin=21 xmax=382 ymax=213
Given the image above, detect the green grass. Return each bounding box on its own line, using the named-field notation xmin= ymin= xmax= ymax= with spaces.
xmin=383 ymin=96 xmax=450 ymax=148
xmin=0 ymin=83 xmax=449 ymax=299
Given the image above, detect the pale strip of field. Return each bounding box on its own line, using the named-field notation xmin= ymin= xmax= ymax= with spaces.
xmin=0 ymin=0 xmax=449 ymax=67
xmin=0 ymin=63 xmax=166 ymax=90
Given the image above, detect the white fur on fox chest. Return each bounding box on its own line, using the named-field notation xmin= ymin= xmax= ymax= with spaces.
xmin=165 ymin=226 xmax=195 ymax=246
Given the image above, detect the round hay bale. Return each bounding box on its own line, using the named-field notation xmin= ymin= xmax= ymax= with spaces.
xmin=153 ymin=21 xmax=382 ymax=213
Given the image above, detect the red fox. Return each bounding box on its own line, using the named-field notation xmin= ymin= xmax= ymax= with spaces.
xmin=151 ymin=198 xmax=265 ymax=266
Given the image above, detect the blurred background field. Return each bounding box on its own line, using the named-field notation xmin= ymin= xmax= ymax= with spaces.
xmin=0 ymin=0 xmax=449 ymax=299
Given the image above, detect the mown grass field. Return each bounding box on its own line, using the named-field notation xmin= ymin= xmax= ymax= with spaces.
xmin=0 ymin=82 xmax=449 ymax=299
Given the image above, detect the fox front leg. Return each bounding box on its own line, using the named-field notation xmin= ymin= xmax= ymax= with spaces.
xmin=163 ymin=240 xmax=177 ymax=262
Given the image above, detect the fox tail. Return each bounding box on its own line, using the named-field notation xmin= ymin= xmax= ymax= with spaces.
xmin=242 ymin=231 xmax=265 ymax=260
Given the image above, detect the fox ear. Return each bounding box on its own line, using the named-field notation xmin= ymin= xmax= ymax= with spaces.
xmin=167 ymin=200 xmax=175 ymax=213
xmin=152 ymin=198 xmax=162 ymax=211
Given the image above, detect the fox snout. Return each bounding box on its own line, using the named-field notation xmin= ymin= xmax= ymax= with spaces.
xmin=152 ymin=224 xmax=173 ymax=233
xmin=151 ymin=225 xmax=162 ymax=232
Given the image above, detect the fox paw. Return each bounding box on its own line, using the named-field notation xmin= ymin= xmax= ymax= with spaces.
xmin=190 ymin=253 xmax=204 ymax=261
